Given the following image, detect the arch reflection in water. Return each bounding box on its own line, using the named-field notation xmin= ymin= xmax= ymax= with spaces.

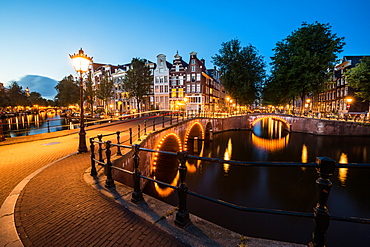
xmin=251 ymin=117 xmax=290 ymax=153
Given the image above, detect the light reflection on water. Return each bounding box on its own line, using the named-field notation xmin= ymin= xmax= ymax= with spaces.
xmin=146 ymin=117 xmax=370 ymax=246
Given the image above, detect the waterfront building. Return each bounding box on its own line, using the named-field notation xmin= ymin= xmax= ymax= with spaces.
xmin=153 ymin=54 xmax=171 ymax=110
xmin=314 ymin=56 xmax=370 ymax=115
xmin=169 ymin=52 xmax=188 ymax=110
xmin=92 ymin=60 xmax=155 ymax=115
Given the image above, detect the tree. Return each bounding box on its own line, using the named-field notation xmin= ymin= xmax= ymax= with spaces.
xmin=345 ymin=57 xmax=370 ymax=100
xmin=0 ymin=83 xmax=10 ymax=108
xmin=96 ymin=71 xmax=114 ymax=115
xmin=8 ymin=81 xmax=29 ymax=107
xmin=54 ymin=75 xmax=79 ymax=107
xmin=122 ymin=58 xmax=153 ymax=112
xmin=212 ymin=39 xmax=266 ymax=105
xmin=269 ymin=22 xmax=345 ymax=113
xmin=28 ymin=92 xmax=47 ymax=106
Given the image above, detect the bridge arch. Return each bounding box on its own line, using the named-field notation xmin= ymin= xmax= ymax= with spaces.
xmin=251 ymin=115 xmax=291 ymax=131
xmin=184 ymin=121 xmax=204 ymax=154
xmin=151 ymin=132 xmax=182 ymax=197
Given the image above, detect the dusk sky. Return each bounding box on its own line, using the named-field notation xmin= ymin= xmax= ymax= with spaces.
xmin=1 ymin=0 xmax=370 ymax=90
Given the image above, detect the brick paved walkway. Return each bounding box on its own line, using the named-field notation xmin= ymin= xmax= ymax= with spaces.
xmin=14 ymin=152 xmax=189 ymax=246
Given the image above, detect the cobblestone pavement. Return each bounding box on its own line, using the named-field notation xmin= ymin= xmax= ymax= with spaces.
xmin=15 ymin=152 xmax=188 ymax=246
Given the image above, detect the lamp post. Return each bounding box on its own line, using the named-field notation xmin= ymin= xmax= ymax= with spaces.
xmin=70 ymin=48 xmax=93 ymax=153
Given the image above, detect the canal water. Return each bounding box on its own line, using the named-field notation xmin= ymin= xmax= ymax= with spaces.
xmin=144 ymin=118 xmax=370 ymax=246
xmin=1 ymin=112 xmax=70 ymax=137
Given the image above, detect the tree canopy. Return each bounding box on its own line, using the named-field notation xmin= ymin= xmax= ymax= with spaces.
xmin=345 ymin=57 xmax=370 ymax=101
xmin=122 ymin=58 xmax=153 ymax=112
xmin=54 ymin=75 xmax=79 ymax=107
xmin=266 ymin=22 xmax=345 ymax=111
xmin=212 ymin=39 xmax=266 ymax=105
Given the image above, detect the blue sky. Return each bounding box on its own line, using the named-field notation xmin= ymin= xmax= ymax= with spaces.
xmin=1 ymin=0 xmax=370 ymax=89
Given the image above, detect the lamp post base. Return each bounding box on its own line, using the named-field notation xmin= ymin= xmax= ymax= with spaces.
xmin=78 ymin=130 xmax=88 ymax=153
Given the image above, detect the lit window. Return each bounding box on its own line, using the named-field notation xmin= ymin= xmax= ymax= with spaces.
xmin=171 ymin=89 xmax=176 ymax=98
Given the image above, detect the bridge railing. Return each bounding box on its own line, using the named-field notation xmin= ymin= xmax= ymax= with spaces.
xmin=89 ymin=136 xmax=370 ymax=247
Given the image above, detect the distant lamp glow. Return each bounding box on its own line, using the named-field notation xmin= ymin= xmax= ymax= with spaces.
xmin=346 ymin=97 xmax=353 ymax=104
xmin=69 ymin=48 xmax=93 ymax=153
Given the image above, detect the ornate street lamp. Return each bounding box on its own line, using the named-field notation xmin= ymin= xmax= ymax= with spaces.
xmin=70 ymin=48 xmax=93 ymax=153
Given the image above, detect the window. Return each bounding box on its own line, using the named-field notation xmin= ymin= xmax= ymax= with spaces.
xmin=192 ymin=85 xmax=195 ymax=92
xmin=159 ymin=68 xmax=163 ymax=73
xmin=178 ymin=88 xmax=184 ymax=98
xmin=155 ymin=86 xmax=159 ymax=93
xmin=187 ymin=85 xmax=190 ymax=93
xmin=155 ymin=77 xmax=159 ymax=83
xmin=197 ymin=73 xmax=201 ymax=81
xmin=191 ymin=66 xmax=196 ymax=72
xmin=191 ymin=75 xmax=196 ymax=82
xmin=192 ymin=59 xmax=196 ymax=64
xmin=187 ymin=74 xmax=190 ymax=81
xmin=171 ymin=89 xmax=176 ymax=98
xmin=164 ymin=76 xmax=167 ymax=83
xmin=160 ymin=85 xmax=163 ymax=93
xmin=160 ymin=77 xmax=164 ymax=83
xmin=179 ymin=76 xmax=184 ymax=85
xmin=176 ymin=65 xmax=179 ymax=72
xmin=171 ymin=77 xmax=176 ymax=86
xmin=196 ymin=84 xmax=200 ymax=93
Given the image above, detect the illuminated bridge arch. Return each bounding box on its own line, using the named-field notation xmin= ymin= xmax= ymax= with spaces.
xmin=251 ymin=115 xmax=291 ymax=130
xmin=151 ymin=132 xmax=183 ymax=197
xmin=183 ymin=121 xmax=205 ymax=154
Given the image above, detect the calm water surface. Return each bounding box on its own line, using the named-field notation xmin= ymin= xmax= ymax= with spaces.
xmin=145 ymin=118 xmax=370 ymax=246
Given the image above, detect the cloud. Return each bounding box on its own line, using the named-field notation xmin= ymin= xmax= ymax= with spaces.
xmin=18 ymin=75 xmax=58 ymax=100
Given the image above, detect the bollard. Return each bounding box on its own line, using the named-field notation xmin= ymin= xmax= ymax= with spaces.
xmin=47 ymin=120 xmax=50 ymax=133
xmin=104 ymin=141 xmax=116 ymax=188
xmin=129 ymin=128 xmax=133 ymax=145
xmin=170 ymin=113 xmax=173 ymax=125
xmin=177 ymin=112 xmax=179 ymax=123
xmin=162 ymin=115 xmax=165 ymax=128
xmin=144 ymin=120 xmax=147 ymax=135
xmin=153 ymin=118 xmax=155 ymax=131
xmin=175 ymin=151 xmax=191 ymax=228
xmin=131 ymin=144 xmax=144 ymax=203
xmin=116 ymin=131 xmax=122 ymax=155
xmin=309 ymin=157 xmax=335 ymax=247
xmin=98 ymin=134 xmax=104 ymax=163
xmin=90 ymin=138 xmax=97 ymax=176
xmin=138 ymin=125 xmax=141 ymax=141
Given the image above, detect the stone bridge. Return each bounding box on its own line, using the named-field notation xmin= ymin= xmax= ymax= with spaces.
xmin=112 ymin=114 xmax=370 ymax=190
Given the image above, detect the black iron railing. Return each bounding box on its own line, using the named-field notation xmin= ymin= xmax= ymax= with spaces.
xmin=90 ymin=130 xmax=370 ymax=247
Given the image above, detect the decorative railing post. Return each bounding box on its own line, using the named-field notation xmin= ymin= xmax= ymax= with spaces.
xmin=116 ymin=131 xmax=122 ymax=155
xmin=177 ymin=112 xmax=179 ymax=123
xmin=47 ymin=120 xmax=50 ymax=133
xmin=162 ymin=115 xmax=165 ymax=128
xmin=98 ymin=134 xmax=104 ymax=163
xmin=90 ymin=138 xmax=97 ymax=176
xmin=129 ymin=128 xmax=132 ymax=145
xmin=137 ymin=124 xmax=141 ymax=141
xmin=309 ymin=157 xmax=335 ymax=247
xmin=105 ymin=141 xmax=116 ymax=188
xmin=152 ymin=118 xmax=155 ymax=131
xmin=144 ymin=120 xmax=147 ymax=135
xmin=170 ymin=113 xmax=173 ymax=125
xmin=131 ymin=144 xmax=144 ymax=203
xmin=175 ymin=151 xmax=191 ymax=228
